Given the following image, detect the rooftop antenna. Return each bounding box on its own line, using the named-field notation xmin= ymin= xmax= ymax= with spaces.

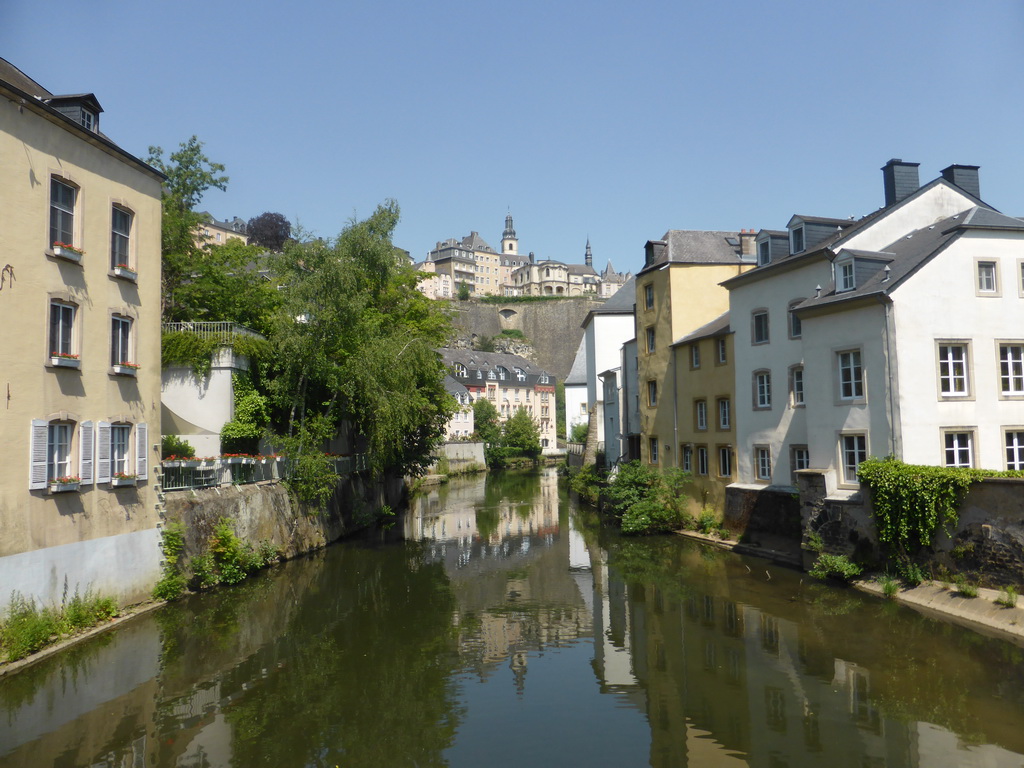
xmin=882 ymin=265 xmax=891 ymax=281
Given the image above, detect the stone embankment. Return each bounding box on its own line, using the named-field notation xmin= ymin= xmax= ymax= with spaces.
xmin=676 ymin=528 xmax=1024 ymax=645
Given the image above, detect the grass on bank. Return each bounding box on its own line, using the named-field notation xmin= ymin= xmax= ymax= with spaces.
xmin=0 ymin=589 xmax=119 ymax=663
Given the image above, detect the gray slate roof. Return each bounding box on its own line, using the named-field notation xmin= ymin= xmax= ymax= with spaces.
xmin=674 ymin=311 xmax=731 ymax=345
xmin=564 ymin=338 xmax=588 ymax=386
xmin=462 ymin=231 xmax=496 ymax=253
xmin=438 ymin=348 xmax=553 ymax=379
xmin=443 ymin=375 xmax=469 ymax=397
xmin=641 ymin=230 xmax=745 ymax=274
xmin=797 ymin=206 xmax=1024 ymax=313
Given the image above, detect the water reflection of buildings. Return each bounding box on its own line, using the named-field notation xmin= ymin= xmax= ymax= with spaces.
xmin=609 ymin=547 xmax=1024 ymax=768
xmin=409 ymin=470 xmax=593 ymax=692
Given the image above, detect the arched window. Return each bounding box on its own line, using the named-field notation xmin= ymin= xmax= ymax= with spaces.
xmin=454 ymin=362 xmax=467 ymax=377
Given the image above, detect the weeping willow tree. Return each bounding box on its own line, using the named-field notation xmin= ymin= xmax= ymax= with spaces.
xmin=268 ymin=200 xmax=456 ymax=490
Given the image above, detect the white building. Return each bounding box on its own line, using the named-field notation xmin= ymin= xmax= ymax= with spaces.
xmin=582 ymin=276 xmax=636 ymax=444
xmin=726 ymin=159 xmax=1015 ymax=494
xmin=564 ymin=338 xmax=588 ymax=440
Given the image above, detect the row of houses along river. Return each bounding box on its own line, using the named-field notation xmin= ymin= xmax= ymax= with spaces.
xmin=2 ymin=467 xmax=1023 ymax=767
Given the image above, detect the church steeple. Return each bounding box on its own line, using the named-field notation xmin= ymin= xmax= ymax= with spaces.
xmin=501 ymin=212 xmax=518 ymax=255
xmin=584 ymin=238 xmax=593 ymax=268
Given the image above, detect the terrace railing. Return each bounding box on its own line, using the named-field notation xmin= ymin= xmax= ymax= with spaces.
xmin=159 ymin=454 xmax=370 ymax=493
xmin=161 ymin=321 xmax=266 ymax=342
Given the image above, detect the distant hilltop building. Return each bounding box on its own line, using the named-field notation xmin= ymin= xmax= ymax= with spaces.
xmin=416 ymin=215 xmax=631 ymax=299
xmin=195 ymin=213 xmax=248 ymax=248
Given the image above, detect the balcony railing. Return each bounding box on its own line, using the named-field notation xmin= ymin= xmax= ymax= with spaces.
xmin=161 ymin=321 xmax=266 ymax=342
xmin=160 ymin=454 xmax=370 ymax=493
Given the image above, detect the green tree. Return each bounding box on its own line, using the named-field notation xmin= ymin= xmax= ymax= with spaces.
xmin=501 ymin=407 xmax=541 ymax=459
xmin=472 ymin=398 xmax=501 ymax=444
xmin=268 ymin=200 xmax=456 ymax=479
xmin=570 ymin=421 xmax=589 ymax=443
xmin=457 ymin=282 xmax=471 ymax=301
xmin=169 ymin=238 xmax=280 ymax=333
xmin=147 ymin=136 xmax=229 ymax=320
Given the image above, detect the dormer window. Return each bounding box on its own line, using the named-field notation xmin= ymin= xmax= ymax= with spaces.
xmin=454 ymin=363 xmax=467 ymax=377
xmin=838 ymin=261 xmax=855 ymax=292
xmin=757 ymin=240 xmax=771 ymax=266
xmin=81 ymin=109 xmax=96 ymax=131
xmin=790 ymin=226 xmax=805 ymax=254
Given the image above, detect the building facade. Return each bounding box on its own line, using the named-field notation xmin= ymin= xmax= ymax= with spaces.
xmin=0 ymin=58 xmax=165 ymax=608
xmin=439 ymin=349 xmax=557 ymax=449
xmin=636 ymin=230 xmax=755 ymax=468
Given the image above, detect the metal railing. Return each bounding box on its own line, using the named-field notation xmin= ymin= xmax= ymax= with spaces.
xmin=161 ymin=321 xmax=266 ymax=342
xmin=160 ymin=454 xmax=370 ymax=493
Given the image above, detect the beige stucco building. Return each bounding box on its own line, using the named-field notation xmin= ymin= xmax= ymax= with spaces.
xmin=636 ymin=231 xmax=755 ymax=468
xmin=0 ymin=58 xmax=165 ymax=609
xmin=671 ymin=313 xmax=737 ymax=516
xmin=195 ymin=213 xmax=248 ymax=248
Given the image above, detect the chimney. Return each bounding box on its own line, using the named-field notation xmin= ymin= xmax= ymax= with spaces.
xmin=529 ymin=251 xmax=535 ymax=264
xmin=941 ymin=164 xmax=981 ymax=199
xmin=739 ymin=229 xmax=756 ymax=257
xmin=881 ymin=158 xmax=920 ymax=206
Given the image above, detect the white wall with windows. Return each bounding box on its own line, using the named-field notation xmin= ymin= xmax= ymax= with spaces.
xmin=583 ymin=310 xmax=635 ymax=444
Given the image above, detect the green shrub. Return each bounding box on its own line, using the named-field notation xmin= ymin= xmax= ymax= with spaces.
xmin=997 ymin=585 xmax=1018 ymax=608
xmin=897 ymin=559 xmax=926 ymax=587
xmin=161 ymin=434 xmax=195 ymax=460
xmin=0 ymin=594 xmax=60 ymax=661
xmin=880 ymin=574 xmax=899 ymax=599
xmin=153 ymin=523 xmax=187 ymax=601
xmin=190 ymin=553 xmax=218 ymax=590
xmin=568 ymin=464 xmax=601 ymax=505
xmin=498 ymin=329 xmax=525 ymax=340
xmin=953 ymin=574 xmax=978 ymax=598
xmin=696 ymin=509 xmax=718 ymax=535
xmin=605 ymin=462 xmax=690 ymax=536
xmin=569 ymin=422 xmax=589 ymax=443
xmin=808 ymin=553 xmax=862 ymax=582
xmin=621 ymin=497 xmax=682 ymax=535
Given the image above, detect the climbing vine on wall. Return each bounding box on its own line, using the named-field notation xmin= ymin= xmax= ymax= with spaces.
xmin=858 ymin=457 xmax=1024 ymax=554
xmin=161 ymin=330 xmax=272 ymax=378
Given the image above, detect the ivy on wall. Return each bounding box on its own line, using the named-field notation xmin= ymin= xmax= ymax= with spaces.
xmin=161 ymin=330 xmax=272 ymax=378
xmin=858 ymin=457 xmax=1024 ymax=555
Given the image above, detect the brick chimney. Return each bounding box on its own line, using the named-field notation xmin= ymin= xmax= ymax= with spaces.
xmin=881 ymin=158 xmax=920 ymax=206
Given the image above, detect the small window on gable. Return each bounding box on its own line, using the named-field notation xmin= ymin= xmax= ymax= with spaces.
xmin=757 ymin=240 xmax=771 ymax=266
xmin=716 ymin=338 xmax=727 ymax=364
xmin=454 ymin=363 xmax=467 ymax=377
xmin=790 ymin=226 xmax=805 ymax=254
xmin=838 ymin=261 xmax=855 ymax=292
xmin=691 ymin=344 xmax=700 ymax=368
xmin=81 ymin=109 xmax=96 ymax=131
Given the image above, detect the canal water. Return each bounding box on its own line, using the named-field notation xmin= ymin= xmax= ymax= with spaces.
xmin=2 ymin=468 xmax=1024 ymax=767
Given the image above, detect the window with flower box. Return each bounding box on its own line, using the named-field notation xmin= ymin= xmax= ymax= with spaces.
xmin=111 ymin=206 xmax=133 ymax=275
xmin=111 ymin=315 xmax=136 ymax=374
xmin=49 ymin=300 xmax=78 ymax=367
xmin=50 ymin=178 xmax=77 ymax=254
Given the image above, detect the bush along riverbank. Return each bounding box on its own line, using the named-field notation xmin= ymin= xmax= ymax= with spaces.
xmin=0 ymin=589 xmax=119 ymax=664
xmin=567 ymin=461 xmax=731 ymax=538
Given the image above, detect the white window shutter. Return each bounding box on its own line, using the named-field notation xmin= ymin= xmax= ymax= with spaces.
xmin=96 ymin=421 xmax=111 ymax=484
xmin=136 ymin=422 xmax=148 ymax=480
xmin=79 ymin=421 xmax=94 ymax=484
xmin=30 ymin=419 xmax=48 ymax=490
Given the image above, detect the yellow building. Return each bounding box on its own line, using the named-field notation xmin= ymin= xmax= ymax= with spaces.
xmin=419 ymin=215 xmax=529 ymax=297
xmin=636 ymin=230 xmax=755 ymax=468
xmin=195 ymin=213 xmax=248 ymax=248
xmin=671 ymin=313 xmax=736 ymax=516
xmin=0 ymin=58 xmax=165 ymax=608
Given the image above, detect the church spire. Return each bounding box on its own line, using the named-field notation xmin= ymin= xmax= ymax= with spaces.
xmin=584 ymin=237 xmax=593 ymax=268
xmin=501 ymin=212 xmax=518 ymax=255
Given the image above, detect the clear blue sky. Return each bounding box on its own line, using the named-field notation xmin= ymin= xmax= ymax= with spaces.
xmin=5 ymin=0 xmax=1023 ymax=275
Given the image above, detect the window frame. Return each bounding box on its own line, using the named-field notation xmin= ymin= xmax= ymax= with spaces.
xmin=1005 ymin=428 xmax=1024 ymax=470
xmin=695 ymin=399 xmax=707 ymax=431
xmin=998 ymin=342 xmax=1024 ymax=398
xmin=646 ymin=326 xmax=656 ymax=354
xmin=110 ymin=205 xmax=133 ymax=272
xmin=643 ymin=283 xmax=654 ymax=310
xmin=837 ymin=261 xmax=855 ymax=292
xmin=752 ymin=310 xmax=769 ymax=345
xmin=754 ymin=445 xmax=771 ymax=483
xmin=836 ymin=349 xmax=865 ymax=402
xmin=717 ymin=397 xmax=730 ymax=430
xmin=690 ymin=343 xmax=700 ymax=369
xmin=49 ymin=299 xmax=77 ymax=361
xmin=975 ymin=258 xmax=1001 ymax=296
xmin=942 ymin=429 xmax=975 ymax=468
xmin=649 ymin=437 xmax=659 ymax=465
xmin=788 ymin=300 xmax=804 ymax=339
xmin=753 ymin=370 xmax=772 ymax=410
xmin=790 ymin=226 xmax=805 ymax=254
xmin=111 ymin=314 xmax=133 ymax=367
xmin=790 ymin=445 xmax=810 ymax=486
xmin=716 ymin=337 xmax=727 ymax=365
xmin=757 ymin=239 xmax=771 ymax=266
xmin=717 ymin=445 xmax=732 ymax=478
xmin=49 ymin=176 xmax=78 ymax=251
xmin=647 ymin=380 xmax=658 ymax=407
xmin=789 ymin=365 xmax=805 ymax=407
xmin=839 ymin=433 xmax=868 ymax=487
xmin=681 ymin=444 xmax=692 ymax=472
xmin=936 ymin=342 xmax=972 ymax=399
xmin=696 ymin=445 xmax=709 ymax=476
xmin=47 ymin=421 xmax=74 ymax=482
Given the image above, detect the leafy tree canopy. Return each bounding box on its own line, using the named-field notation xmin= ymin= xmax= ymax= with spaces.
xmin=247 ymin=211 xmax=292 ymax=251
xmin=472 ymin=398 xmax=501 ymax=444
xmin=501 ymin=407 xmax=541 ymax=459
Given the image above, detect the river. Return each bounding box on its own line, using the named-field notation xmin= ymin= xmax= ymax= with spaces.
xmin=2 ymin=467 xmax=1023 ymax=767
